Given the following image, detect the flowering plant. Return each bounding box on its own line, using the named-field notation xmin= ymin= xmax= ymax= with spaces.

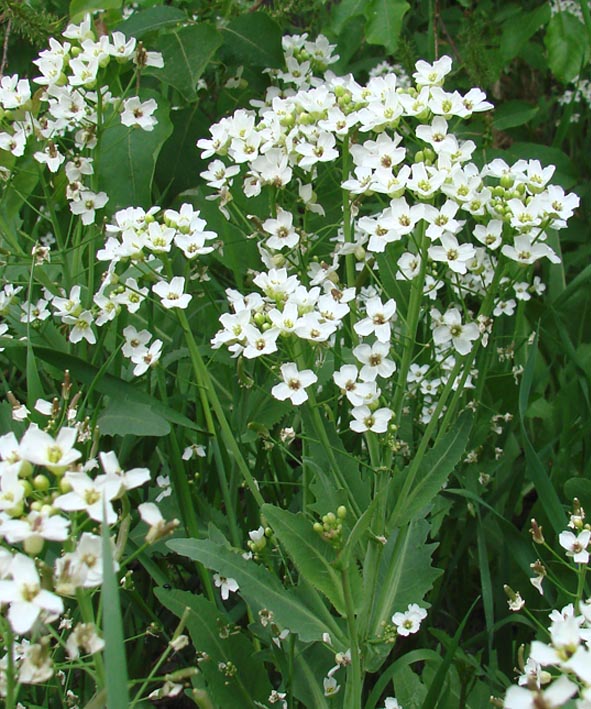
xmin=0 ymin=2 xmax=585 ymax=707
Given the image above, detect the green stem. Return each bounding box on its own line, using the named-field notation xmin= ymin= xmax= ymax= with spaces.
xmin=392 ymin=221 xmax=428 ymax=423
xmin=341 ymin=136 xmax=357 ymax=296
xmin=76 ymin=588 xmax=106 ymax=689
xmin=130 ymin=608 xmax=190 ymax=707
xmin=342 ymin=568 xmax=362 ymax=708
xmin=177 ymin=310 xmax=265 ymax=507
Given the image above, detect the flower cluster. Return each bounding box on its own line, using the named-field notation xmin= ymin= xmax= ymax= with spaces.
xmin=504 ymin=600 xmax=591 ymax=708
xmin=0 ymin=15 xmax=163 ymax=227
xmin=0 ymin=384 xmax=175 ymax=693
xmin=203 ymin=45 xmax=578 ymax=430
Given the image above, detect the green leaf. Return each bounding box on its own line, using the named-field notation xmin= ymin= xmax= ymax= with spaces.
xmin=500 ymin=4 xmax=551 ymax=63
xmin=420 ymin=601 xmax=480 ymax=709
xmin=329 ymin=0 xmax=367 ymax=34
xmin=97 ymin=91 xmax=173 ymax=210
xmin=545 ymin=12 xmax=589 ymax=83
xmin=365 ymin=519 xmax=441 ymax=672
xmin=364 ymin=0 xmax=410 ymax=54
xmin=150 ymin=24 xmax=222 ymax=101
xmin=493 ymin=100 xmax=539 ymax=131
xmin=168 ymin=539 xmax=344 ymax=643
xmin=117 ymin=6 xmax=186 ymax=38
xmin=564 ymin=476 xmax=591 ymax=503
xmin=261 ymin=504 xmax=346 ymax=613
xmin=16 ymin=343 xmax=204 ymax=433
xmin=101 ymin=521 xmax=129 ymax=707
xmin=303 ymin=409 xmax=371 ymax=519
xmin=117 ymin=5 xmax=187 ymax=39
xmin=155 ymin=588 xmax=271 ymax=707
xmin=97 ymin=397 xmax=171 ymax=437
xmin=389 ymin=412 xmax=473 ymax=528
xmin=518 ymin=333 xmax=565 ymax=534
xmin=70 ymin=0 xmax=121 ymax=22
xmin=221 ymin=12 xmax=283 ymax=68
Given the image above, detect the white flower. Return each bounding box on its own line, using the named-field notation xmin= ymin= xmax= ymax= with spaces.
xmin=323 ymin=676 xmax=340 ymax=697
xmin=0 ymin=554 xmax=63 ymax=634
xmin=213 ymin=574 xmax=239 ymax=601
xmin=354 ymin=297 xmax=397 ymax=342
xmin=431 ymin=307 xmax=479 ymax=356
xmin=350 ymin=405 xmax=392 ymax=434
xmin=121 ymin=96 xmax=158 ymax=131
xmin=392 ymin=603 xmax=427 ymax=637
xmin=152 ymin=277 xmax=192 ymax=309
xmin=69 ymin=190 xmax=108 ymax=225
xmin=271 ymin=363 xmax=318 ymax=405
xmin=558 ymin=529 xmax=590 ymax=564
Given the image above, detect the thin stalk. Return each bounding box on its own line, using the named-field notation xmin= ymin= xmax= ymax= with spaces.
xmin=342 ymin=567 xmax=362 ymax=708
xmin=130 ymin=607 xmax=190 ymax=707
xmin=177 ymin=310 xmax=265 ymax=507
xmin=341 ymin=136 xmax=357 ymax=296
xmin=306 ymin=392 xmax=362 ymax=518
xmin=392 ymin=221 xmax=428 ymax=423
xmin=76 ymin=588 xmax=106 ymax=689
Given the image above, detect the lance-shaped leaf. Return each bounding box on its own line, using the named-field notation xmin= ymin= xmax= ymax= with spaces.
xmin=262 ymin=504 xmax=346 ymax=614
xmin=364 ymin=0 xmax=410 ymax=54
xmin=364 ymin=519 xmax=441 ymax=672
xmin=168 ymin=538 xmax=344 ymax=643
xmin=388 ymin=412 xmax=473 ymax=529
xmin=156 ymin=588 xmax=271 ymax=707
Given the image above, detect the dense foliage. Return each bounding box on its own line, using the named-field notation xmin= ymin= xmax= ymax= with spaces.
xmin=0 ymin=1 xmax=590 ymax=707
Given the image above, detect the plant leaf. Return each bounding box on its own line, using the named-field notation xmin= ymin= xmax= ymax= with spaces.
xmin=261 ymin=504 xmax=346 ymax=613
xmin=329 ymin=0 xmax=367 ymax=34
xmin=221 ymin=12 xmax=283 ymax=68
xmin=388 ymin=412 xmax=473 ymax=529
xmin=155 ymin=588 xmax=271 ymax=707
xmin=149 ymin=24 xmax=222 ymax=101
xmin=70 ymin=0 xmax=120 ymax=22
xmin=493 ymin=100 xmax=539 ymax=131
xmin=365 ymin=519 xmax=441 ymax=672
xmin=168 ymin=538 xmax=344 ymax=643
xmin=518 ymin=333 xmax=565 ymax=534
xmin=97 ymin=91 xmax=173 ymax=211
xmin=117 ymin=6 xmax=186 ymax=38
xmin=364 ymin=0 xmax=410 ymax=54
xmin=545 ymin=12 xmax=589 ymax=83
xmin=97 ymin=397 xmax=171 ymax=437
xmin=101 ymin=519 xmax=129 ymax=706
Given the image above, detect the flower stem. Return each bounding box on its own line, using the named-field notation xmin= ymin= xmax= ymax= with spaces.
xmin=177 ymin=310 xmax=265 ymax=508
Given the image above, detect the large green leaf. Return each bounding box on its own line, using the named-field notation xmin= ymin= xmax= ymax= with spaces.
xmin=97 ymin=396 xmax=170 ymax=437
xmin=545 ymin=12 xmax=589 ymax=83
xmin=168 ymin=538 xmax=343 ymax=643
xmin=70 ymin=0 xmax=121 ymax=21
xmin=388 ymin=412 xmax=473 ymax=529
xmin=500 ymin=4 xmax=551 ymax=64
xmin=155 ymin=588 xmax=271 ymax=708
xmin=149 ymin=24 xmax=222 ymax=101
xmin=221 ymin=12 xmax=283 ymax=68
xmin=97 ymin=92 xmax=172 ymax=211
xmin=303 ymin=409 xmax=371 ymax=519
xmin=329 ymin=0 xmax=367 ymax=34
xmin=493 ymin=100 xmax=539 ymax=131
xmin=262 ymin=504 xmax=346 ymax=613
xmin=116 ymin=6 xmax=186 ymax=38
xmin=364 ymin=0 xmax=410 ymax=55
xmin=365 ymin=519 xmax=441 ymax=672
